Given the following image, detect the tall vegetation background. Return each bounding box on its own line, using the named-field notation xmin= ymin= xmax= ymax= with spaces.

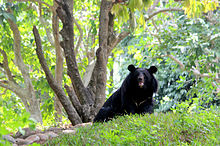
xmin=0 ymin=0 xmax=219 ymax=140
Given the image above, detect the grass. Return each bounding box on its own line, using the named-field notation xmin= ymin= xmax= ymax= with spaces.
xmin=45 ymin=108 xmax=220 ymax=145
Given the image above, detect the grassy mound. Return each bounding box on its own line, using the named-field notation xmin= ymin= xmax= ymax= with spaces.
xmin=46 ymin=109 xmax=219 ymax=145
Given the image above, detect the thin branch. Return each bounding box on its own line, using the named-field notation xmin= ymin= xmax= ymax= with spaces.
xmin=146 ymin=26 xmax=162 ymax=44
xmin=53 ymin=0 xmax=64 ymax=122
xmin=30 ymin=3 xmax=55 ymax=46
xmin=33 ymin=26 xmax=56 ymax=85
xmin=0 ymin=49 xmax=14 ymax=81
xmin=164 ymin=54 xmax=185 ymax=70
xmin=73 ymin=17 xmax=83 ymax=55
xmin=64 ymin=84 xmax=82 ymax=116
xmin=145 ymin=7 xmax=183 ymax=21
xmin=129 ymin=10 xmax=135 ymax=32
xmin=151 ymin=19 xmax=159 ymax=32
xmin=39 ymin=17 xmax=54 ymax=46
xmin=109 ymin=31 xmax=130 ymax=51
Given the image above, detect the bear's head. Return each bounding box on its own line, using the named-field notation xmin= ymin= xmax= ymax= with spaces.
xmin=128 ymin=64 xmax=158 ymax=92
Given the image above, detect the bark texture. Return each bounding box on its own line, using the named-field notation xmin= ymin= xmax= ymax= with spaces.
xmin=53 ymin=0 xmax=64 ymax=123
xmin=33 ymin=26 xmax=82 ymax=125
xmin=0 ymin=9 xmax=42 ymax=123
xmin=33 ymin=0 xmax=129 ymax=125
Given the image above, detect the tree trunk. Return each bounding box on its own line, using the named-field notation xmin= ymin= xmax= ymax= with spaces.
xmin=0 ymin=9 xmax=43 ymax=123
xmin=34 ymin=0 xmax=129 ymax=125
xmin=53 ymin=0 xmax=64 ymax=123
xmin=20 ymin=92 xmax=43 ymax=123
xmin=88 ymin=0 xmax=114 ymax=113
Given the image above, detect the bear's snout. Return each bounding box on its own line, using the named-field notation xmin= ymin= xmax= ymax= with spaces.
xmin=138 ymin=74 xmax=144 ymax=88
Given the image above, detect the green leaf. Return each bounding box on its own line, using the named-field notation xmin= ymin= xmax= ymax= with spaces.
xmin=143 ymin=0 xmax=152 ymax=8
xmin=127 ymin=0 xmax=135 ymax=12
xmin=111 ymin=4 xmax=120 ymax=15
xmin=136 ymin=0 xmax=144 ymax=11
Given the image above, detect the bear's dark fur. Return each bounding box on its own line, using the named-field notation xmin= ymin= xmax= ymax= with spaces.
xmin=93 ymin=64 xmax=158 ymax=122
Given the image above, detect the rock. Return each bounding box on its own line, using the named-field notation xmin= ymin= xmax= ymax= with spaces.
xmin=14 ymin=127 xmax=40 ymax=139
xmin=46 ymin=132 xmax=59 ymax=138
xmin=14 ymin=128 xmax=31 ymax=139
xmin=14 ymin=131 xmax=22 ymax=138
xmin=2 ymin=135 xmax=16 ymax=143
xmin=62 ymin=129 xmax=76 ymax=134
xmin=15 ymin=138 xmax=31 ymax=145
xmin=72 ymin=122 xmax=92 ymax=129
xmin=36 ymin=133 xmax=49 ymax=141
xmin=46 ymin=127 xmax=63 ymax=133
xmin=25 ymin=135 xmax=40 ymax=144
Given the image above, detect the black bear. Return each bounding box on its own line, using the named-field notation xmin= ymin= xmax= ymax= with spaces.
xmin=93 ymin=64 xmax=158 ymax=122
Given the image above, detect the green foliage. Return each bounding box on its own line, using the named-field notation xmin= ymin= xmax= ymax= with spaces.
xmin=0 ymin=92 xmax=36 ymax=144
xmin=182 ymin=0 xmax=219 ymax=18
xmin=46 ymin=108 xmax=220 ymax=145
xmin=156 ymin=14 xmax=219 ymax=109
xmin=111 ymin=4 xmax=129 ymax=24
xmin=115 ymin=10 xmax=219 ymax=112
xmin=111 ymin=0 xmax=152 ymax=29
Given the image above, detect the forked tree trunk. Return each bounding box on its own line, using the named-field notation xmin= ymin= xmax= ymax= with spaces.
xmin=33 ymin=0 xmax=129 ymax=125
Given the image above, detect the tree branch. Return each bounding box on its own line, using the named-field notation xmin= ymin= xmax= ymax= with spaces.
xmin=73 ymin=17 xmax=83 ymax=55
xmin=145 ymin=7 xmax=183 ymax=21
xmin=0 ymin=49 xmax=14 ymax=81
xmin=164 ymin=54 xmax=185 ymax=70
xmin=64 ymin=84 xmax=82 ymax=116
xmin=7 ymin=8 xmax=38 ymax=100
xmin=55 ymin=0 xmax=93 ymax=105
xmin=109 ymin=31 xmax=130 ymax=51
xmin=30 ymin=3 xmax=55 ymax=46
xmin=146 ymin=26 xmax=162 ymax=44
xmin=0 ymin=80 xmax=26 ymax=99
xmin=7 ymin=9 xmax=32 ymax=88
xmin=163 ymin=54 xmax=220 ymax=83
xmin=33 ymin=25 xmax=82 ymax=125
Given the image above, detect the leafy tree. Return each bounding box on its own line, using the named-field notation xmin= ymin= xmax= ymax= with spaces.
xmin=0 ymin=0 xmax=218 ymax=126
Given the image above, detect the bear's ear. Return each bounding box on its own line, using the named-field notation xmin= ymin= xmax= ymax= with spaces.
xmin=148 ymin=66 xmax=157 ymax=74
xmin=128 ymin=64 xmax=136 ymax=72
